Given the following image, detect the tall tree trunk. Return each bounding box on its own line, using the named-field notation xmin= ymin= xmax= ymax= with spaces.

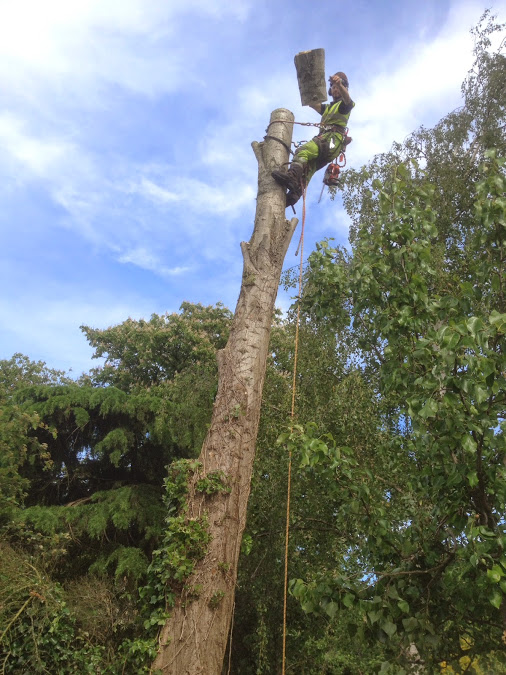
xmin=153 ymin=108 xmax=297 ymax=674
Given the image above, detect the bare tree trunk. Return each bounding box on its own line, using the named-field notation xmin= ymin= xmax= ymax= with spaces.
xmin=153 ymin=108 xmax=297 ymax=674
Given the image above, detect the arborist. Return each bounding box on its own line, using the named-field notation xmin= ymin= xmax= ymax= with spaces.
xmin=272 ymin=71 xmax=354 ymax=207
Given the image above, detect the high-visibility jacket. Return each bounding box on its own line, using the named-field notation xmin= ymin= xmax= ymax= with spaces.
xmin=320 ymin=98 xmax=354 ymax=131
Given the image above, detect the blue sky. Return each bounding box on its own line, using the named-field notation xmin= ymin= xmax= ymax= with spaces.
xmin=0 ymin=0 xmax=505 ymax=376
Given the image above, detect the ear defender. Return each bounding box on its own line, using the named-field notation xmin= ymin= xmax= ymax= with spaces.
xmin=328 ymin=72 xmax=349 ymax=95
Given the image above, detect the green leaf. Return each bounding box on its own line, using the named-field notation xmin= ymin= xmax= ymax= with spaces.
xmin=368 ymin=610 xmax=382 ymax=624
xmin=402 ymin=617 xmax=418 ymax=633
xmin=419 ymin=398 xmax=438 ymax=419
xmin=489 ymin=310 xmax=506 ymax=331
xmin=342 ymin=593 xmax=355 ymax=608
xmin=301 ymin=600 xmax=315 ymax=613
xmin=325 ymin=601 xmax=339 ymax=618
xmin=466 ymin=316 xmax=483 ymax=337
xmin=489 ymin=590 xmax=502 ymax=609
xmin=462 ymin=435 xmax=477 ymax=454
xmin=467 ymin=471 xmax=479 ymax=488
xmin=381 ymin=619 xmax=397 ymax=637
xmin=398 ymin=600 xmax=410 ymax=613
xmin=386 ymin=586 xmax=400 ymax=600
xmin=397 ymin=164 xmax=410 ymax=179
xmin=487 ymin=565 xmax=504 ymax=583
xmin=473 ymin=386 xmax=489 ymax=405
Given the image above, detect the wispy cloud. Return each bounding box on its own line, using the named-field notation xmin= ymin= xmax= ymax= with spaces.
xmin=0 ymin=113 xmax=255 ymax=275
xmin=0 ymin=113 xmax=76 ymax=182
xmin=0 ymin=0 xmax=494 ymax=280
xmin=0 ymin=289 xmax=159 ymax=376
xmin=0 ymin=0 xmax=252 ymax=101
xmin=134 ymin=173 xmax=255 ymax=217
xmin=349 ymin=1 xmax=487 ymax=166
xmin=200 ymin=73 xmax=302 ymax=174
xmin=116 ymin=246 xmax=191 ymax=278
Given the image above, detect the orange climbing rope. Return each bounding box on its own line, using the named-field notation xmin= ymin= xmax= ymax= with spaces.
xmin=281 ymin=184 xmax=307 ymax=675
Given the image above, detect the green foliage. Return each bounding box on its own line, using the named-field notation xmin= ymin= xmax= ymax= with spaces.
xmin=89 ymin=546 xmax=150 ymax=581
xmin=0 ymin=542 xmax=159 ymax=673
xmin=0 ymin=304 xmax=229 ymax=672
xmin=208 ymin=590 xmax=226 ymax=609
xmin=342 ymin=10 xmax=505 ymax=255
xmin=264 ymin=22 xmax=506 ymax=669
xmin=139 ymin=460 xmax=211 ymax=629
xmin=232 ymin=311 xmax=387 ymax=672
xmin=81 ymin=301 xmax=231 ymax=390
xmin=0 ymin=355 xmax=64 ymax=520
xmin=195 ymin=470 xmax=231 ymax=495
xmin=293 ymin=150 xmax=506 ymax=670
xmin=0 ymin=543 xmax=105 ymax=673
xmin=5 ymin=485 xmax=164 ymax=578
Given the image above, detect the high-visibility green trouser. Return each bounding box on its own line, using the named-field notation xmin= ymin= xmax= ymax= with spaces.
xmin=292 ymin=131 xmax=345 ymax=184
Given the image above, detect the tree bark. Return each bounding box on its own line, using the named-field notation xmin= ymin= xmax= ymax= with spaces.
xmin=294 ymin=48 xmax=327 ymax=106
xmin=152 ymin=108 xmax=297 ymax=674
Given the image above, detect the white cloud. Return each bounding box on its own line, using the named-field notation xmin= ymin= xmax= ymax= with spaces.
xmin=0 ymin=0 xmax=504 ymax=379
xmin=0 ymin=0 xmax=252 ymax=99
xmin=318 ymin=201 xmax=352 ymax=239
xmin=138 ymin=179 xmax=181 ymax=204
xmin=117 ymin=246 xmax=191 ymax=277
xmin=349 ymin=1 xmax=501 ymax=166
xmin=0 ymin=0 xmax=262 ymax=283
xmin=0 ymin=290 xmax=159 ymax=376
xmin=0 ymin=113 xmax=74 ymax=178
xmin=132 ymin=172 xmax=255 ymax=217
xmin=0 ymin=111 xmax=255 ymax=273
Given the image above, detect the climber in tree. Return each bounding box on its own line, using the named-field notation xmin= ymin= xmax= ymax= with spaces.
xmin=272 ymin=71 xmax=354 ymax=207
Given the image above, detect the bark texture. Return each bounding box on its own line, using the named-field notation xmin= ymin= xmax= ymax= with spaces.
xmin=152 ymin=108 xmax=297 ymax=674
xmin=294 ymin=48 xmax=327 ymax=106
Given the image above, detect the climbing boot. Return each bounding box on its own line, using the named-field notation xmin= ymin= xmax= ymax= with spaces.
xmin=285 ymin=190 xmax=301 ymax=208
xmin=271 ymin=168 xmax=291 ymax=189
xmin=271 ymin=162 xmax=305 ymax=194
